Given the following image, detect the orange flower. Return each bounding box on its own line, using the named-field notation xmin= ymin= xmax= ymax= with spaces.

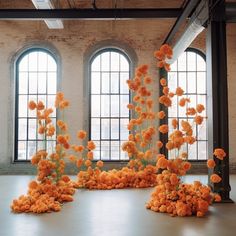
xmin=96 ymin=160 xmax=104 ymax=168
xmin=154 ymin=50 xmax=165 ymax=60
xmin=28 ymin=100 xmax=37 ymax=110
xmin=182 ymin=162 xmax=191 ymax=171
xmin=207 ymin=159 xmax=216 ymax=169
xmin=57 ymin=135 xmax=66 ymax=144
xmin=179 ymin=98 xmax=189 ymax=107
xmin=85 ymin=159 xmax=92 ymax=167
xmin=144 ymin=76 xmax=152 ymax=84
xmin=159 ymin=95 xmax=172 ymax=107
xmin=38 ymin=126 xmax=45 ymax=134
xmin=160 ymin=78 xmax=167 ymax=86
xmin=160 ymin=44 xmax=173 ymax=59
xmin=196 ymin=104 xmax=205 ymax=113
xmin=158 ymin=111 xmax=166 ymax=119
xmin=59 ymin=100 xmax=69 ymax=109
xmin=76 ymin=158 xmax=83 ymax=168
xmin=194 ymin=115 xmax=203 ymax=125
xmin=159 ymin=125 xmax=168 ymax=134
xmin=163 ymin=86 xmax=169 ymax=95
xmin=214 ymin=194 xmax=222 ymax=202
xmin=156 ymin=141 xmax=163 ymax=149
xmin=213 ymin=148 xmax=226 ymax=160
xmin=37 ymin=101 xmax=45 ymax=110
xmin=57 ymin=120 xmax=67 ymax=131
xmin=156 ymin=156 xmax=168 ymax=169
xmin=127 ymin=104 xmax=134 ymax=110
xmin=87 ymin=151 xmax=94 ymax=160
xmin=77 ymin=130 xmax=87 ymax=140
xmin=210 ymin=174 xmax=222 ymax=183
xmin=47 ymin=125 xmax=55 ymax=137
xmin=164 ymin=63 xmax=171 ymax=72
xmin=172 ymin=118 xmax=178 ymax=129
xmin=87 ymin=141 xmax=96 ymax=150
xmin=186 ymin=108 xmax=196 ymax=116
xmin=175 ymin=87 xmax=184 ymax=96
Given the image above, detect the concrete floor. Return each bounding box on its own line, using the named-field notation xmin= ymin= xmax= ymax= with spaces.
xmin=0 ymin=175 xmax=236 ymax=236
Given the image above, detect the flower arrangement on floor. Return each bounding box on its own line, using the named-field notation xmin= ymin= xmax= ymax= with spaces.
xmin=11 ymin=43 xmax=226 ymax=217
xmin=145 ymin=44 xmax=224 ymax=217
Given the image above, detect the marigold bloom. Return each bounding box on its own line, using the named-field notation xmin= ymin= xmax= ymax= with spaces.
xmin=159 ymin=95 xmax=172 ymax=107
xmin=156 ymin=141 xmax=163 ymax=149
xmin=87 ymin=151 xmax=94 ymax=160
xmin=159 ymin=124 xmax=168 ymax=134
xmin=213 ymin=148 xmax=226 ymax=160
xmin=172 ymin=118 xmax=178 ymax=129
xmin=169 ymin=92 xmax=175 ymax=98
xmin=179 ymin=98 xmax=186 ymax=107
xmin=157 ymin=156 xmax=169 ymax=169
xmin=160 ymin=78 xmax=167 ymax=86
xmin=154 ymin=50 xmax=165 ymax=60
xmin=57 ymin=135 xmax=66 ymax=144
xmin=57 ymin=120 xmax=67 ymax=131
xmin=47 ymin=125 xmax=55 ymax=137
xmin=37 ymin=101 xmax=45 ymax=110
xmin=160 ymin=44 xmax=173 ymax=59
xmin=210 ymin=174 xmax=222 ymax=183
xmin=144 ymin=76 xmax=152 ymax=84
xmin=164 ymin=63 xmax=171 ymax=72
xmin=96 ymin=160 xmax=104 ymax=168
xmin=194 ymin=115 xmax=203 ymax=125
xmin=186 ymin=108 xmax=196 ymax=116
xmin=176 ymin=87 xmax=184 ymax=96
xmin=214 ymin=194 xmax=222 ymax=202
xmin=28 ymin=100 xmax=37 ymax=110
xmin=87 ymin=141 xmax=96 ymax=150
xmin=76 ymin=158 xmax=83 ymax=168
xmin=59 ymin=100 xmax=69 ymax=109
xmin=38 ymin=126 xmax=45 ymax=134
xmin=77 ymin=130 xmax=87 ymax=140
xmin=85 ymin=159 xmax=92 ymax=167
xmin=127 ymin=104 xmax=134 ymax=110
xmin=158 ymin=111 xmax=166 ymax=119
xmin=207 ymin=159 xmax=216 ymax=169
xmin=163 ymin=86 xmax=169 ymax=95
xmin=196 ymin=104 xmax=205 ymax=113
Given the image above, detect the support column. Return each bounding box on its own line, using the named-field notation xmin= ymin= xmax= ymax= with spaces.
xmin=206 ymin=0 xmax=232 ymax=202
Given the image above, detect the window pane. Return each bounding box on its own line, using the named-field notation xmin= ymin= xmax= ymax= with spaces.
xmin=111 ymin=72 xmax=119 ymax=93
xmin=19 ymin=72 xmax=28 ymax=94
xmin=38 ymin=72 xmax=47 ymax=94
xmin=177 ymin=53 xmax=186 ymax=71
xmin=47 ymin=72 xmax=57 ymax=94
xmin=197 ymin=72 xmax=206 ymax=94
xmin=93 ymin=141 xmax=100 ymax=160
xmin=198 ymin=141 xmax=207 ymax=160
xmin=38 ymin=52 xmax=47 ymax=71
xmin=111 ymin=119 xmax=119 ymax=139
xmin=169 ymin=96 xmax=177 ymax=117
xmin=111 ymin=141 xmax=120 ymax=160
xmin=101 ymin=119 xmax=110 ymax=139
xmin=111 ymin=52 xmax=119 ymax=71
xmin=19 ymin=56 xmax=28 ymax=71
xmin=187 ymin=52 xmax=196 ymax=71
xmin=188 ymin=142 xmax=197 ymax=160
xmin=28 ymin=72 xmax=37 ymax=94
xmin=120 ymin=95 xmax=129 ymax=117
xmin=17 ymin=141 xmax=27 ymax=160
xmin=101 ymin=52 xmax=110 ymax=71
xmin=102 ymin=72 xmax=110 ymax=93
xmin=28 ymin=119 xmax=37 ymax=139
xmin=91 ymin=95 xmax=100 ymax=117
xmin=101 ymin=95 xmax=109 ymax=117
xmin=47 ymin=95 xmax=56 ymax=117
xmin=120 ymin=72 xmax=129 ymax=94
xmin=178 ymin=73 xmax=186 ymax=92
xmin=120 ymin=55 xmax=129 ymax=71
xmin=18 ymin=95 xmax=28 ymax=117
xmin=48 ymin=55 xmax=57 ymax=71
xmin=197 ymin=55 xmax=206 ymax=71
xmin=28 ymin=95 xmax=37 ymax=118
xmin=187 ymin=72 xmax=196 ymax=93
xmin=28 ymin=141 xmax=36 ymax=159
xmin=168 ymin=72 xmax=177 ymax=90
xmin=18 ymin=119 xmax=27 ymax=140
xmin=111 ymin=95 xmax=119 ymax=117
xmin=91 ymin=118 xmax=100 ymax=140
xmin=28 ymin=52 xmax=38 ymax=71
xmin=92 ymin=56 xmax=100 ymax=71
xmin=198 ymin=120 xmax=207 ymax=140
xmin=120 ymin=119 xmax=129 ymax=140
xmin=101 ymin=141 xmax=110 ymax=160
xmin=91 ymin=72 xmax=100 ymax=94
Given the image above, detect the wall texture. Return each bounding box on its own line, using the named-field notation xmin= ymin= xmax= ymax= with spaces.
xmin=0 ymin=19 xmax=235 ymax=174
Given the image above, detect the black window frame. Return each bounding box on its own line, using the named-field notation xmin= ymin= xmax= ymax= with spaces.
xmin=14 ymin=47 xmax=58 ymax=162
xmin=161 ymin=47 xmax=208 ymax=162
xmin=89 ymin=48 xmax=131 ymax=162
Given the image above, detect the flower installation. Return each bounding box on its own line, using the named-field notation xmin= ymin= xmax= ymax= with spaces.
xmin=11 ymin=44 xmax=226 ymax=217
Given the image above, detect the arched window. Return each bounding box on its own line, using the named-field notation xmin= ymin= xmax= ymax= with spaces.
xmin=14 ymin=48 xmax=57 ymax=161
xmin=89 ymin=49 xmax=131 ymax=161
xmin=168 ymin=48 xmax=207 ymax=160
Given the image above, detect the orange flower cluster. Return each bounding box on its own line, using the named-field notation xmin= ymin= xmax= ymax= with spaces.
xmin=11 ymin=178 xmax=75 ymax=213
xmin=76 ymin=165 xmax=157 ymax=190
xmin=154 ymin=44 xmax=173 ymax=71
xmin=146 ymin=173 xmax=215 ymax=217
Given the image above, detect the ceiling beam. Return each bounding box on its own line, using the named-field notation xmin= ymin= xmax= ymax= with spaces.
xmin=163 ymin=0 xmax=201 ymax=44
xmin=0 ymin=8 xmax=182 ymax=20
xmin=226 ymin=2 xmax=236 ymax=23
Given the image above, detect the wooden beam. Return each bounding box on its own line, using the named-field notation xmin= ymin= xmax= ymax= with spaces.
xmin=0 ymin=8 xmax=182 ymax=20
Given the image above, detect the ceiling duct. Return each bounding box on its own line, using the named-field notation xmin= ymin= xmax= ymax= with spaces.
xmin=31 ymin=0 xmax=63 ymax=29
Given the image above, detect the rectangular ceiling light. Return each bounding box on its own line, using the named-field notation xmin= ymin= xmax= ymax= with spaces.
xmin=31 ymin=0 xmax=64 ymax=29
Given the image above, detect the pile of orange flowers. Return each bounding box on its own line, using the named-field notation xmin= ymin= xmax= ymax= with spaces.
xmin=76 ymin=165 xmax=157 ymax=190
xmin=11 ymin=95 xmax=76 ymax=213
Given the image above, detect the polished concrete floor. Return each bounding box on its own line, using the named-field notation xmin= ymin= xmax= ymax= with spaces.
xmin=0 ymin=175 xmax=235 ymax=236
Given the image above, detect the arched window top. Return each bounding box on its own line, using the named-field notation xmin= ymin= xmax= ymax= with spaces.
xmin=14 ymin=47 xmax=58 ymax=161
